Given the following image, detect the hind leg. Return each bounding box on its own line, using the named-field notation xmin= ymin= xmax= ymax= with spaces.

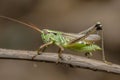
xmin=85 ymin=52 xmax=93 ymax=58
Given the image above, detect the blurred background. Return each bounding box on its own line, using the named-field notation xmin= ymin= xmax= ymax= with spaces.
xmin=0 ymin=0 xmax=120 ymax=80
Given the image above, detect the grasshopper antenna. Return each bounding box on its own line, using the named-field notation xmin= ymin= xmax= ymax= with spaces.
xmin=0 ymin=16 xmax=42 ymax=33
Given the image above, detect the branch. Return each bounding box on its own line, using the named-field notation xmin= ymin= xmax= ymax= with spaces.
xmin=0 ymin=48 xmax=120 ymax=74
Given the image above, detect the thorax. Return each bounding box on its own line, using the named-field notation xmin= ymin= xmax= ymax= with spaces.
xmin=41 ymin=29 xmax=70 ymax=45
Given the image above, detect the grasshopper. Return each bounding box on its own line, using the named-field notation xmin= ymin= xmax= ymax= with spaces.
xmin=0 ymin=16 xmax=107 ymax=63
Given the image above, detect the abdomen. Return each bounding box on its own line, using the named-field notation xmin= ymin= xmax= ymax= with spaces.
xmin=63 ymin=43 xmax=101 ymax=52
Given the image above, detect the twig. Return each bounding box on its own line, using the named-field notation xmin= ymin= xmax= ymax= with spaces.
xmin=0 ymin=48 xmax=120 ymax=74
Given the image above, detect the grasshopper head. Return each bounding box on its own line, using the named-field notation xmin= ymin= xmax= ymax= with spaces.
xmin=95 ymin=22 xmax=102 ymax=30
xmin=42 ymin=29 xmax=60 ymax=35
xmin=42 ymin=29 xmax=50 ymax=34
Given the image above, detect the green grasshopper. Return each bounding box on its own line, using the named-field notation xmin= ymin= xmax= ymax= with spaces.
xmin=0 ymin=16 xmax=107 ymax=63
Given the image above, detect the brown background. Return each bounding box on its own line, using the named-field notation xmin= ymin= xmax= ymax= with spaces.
xmin=0 ymin=0 xmax=120 ymax=80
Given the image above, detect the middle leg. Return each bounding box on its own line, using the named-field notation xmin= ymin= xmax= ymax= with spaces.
xmin=56 ymin=45 xmax=64 ymax=62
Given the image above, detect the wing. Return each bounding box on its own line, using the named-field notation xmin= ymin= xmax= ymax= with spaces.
xmin=62 ymin=32 xmax=100 ymax=42
xmin=84 ymin=34 xmax=100 ymax=41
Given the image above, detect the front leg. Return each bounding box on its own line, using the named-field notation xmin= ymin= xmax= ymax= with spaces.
xmin=32 ymin=42 xmax=53 ymax=59
xmin=37 ymin=42 xmax=53 ymax=55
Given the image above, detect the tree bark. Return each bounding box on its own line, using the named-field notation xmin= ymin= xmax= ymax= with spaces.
xmin=0 ymin=48 xmax=120 ymax=75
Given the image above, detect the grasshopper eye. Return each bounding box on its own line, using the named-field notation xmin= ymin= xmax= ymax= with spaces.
xmin=53 ymin=33 xmax=57 ymax=35
xmin=43 ymin=29 xmax=49 ymax=34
